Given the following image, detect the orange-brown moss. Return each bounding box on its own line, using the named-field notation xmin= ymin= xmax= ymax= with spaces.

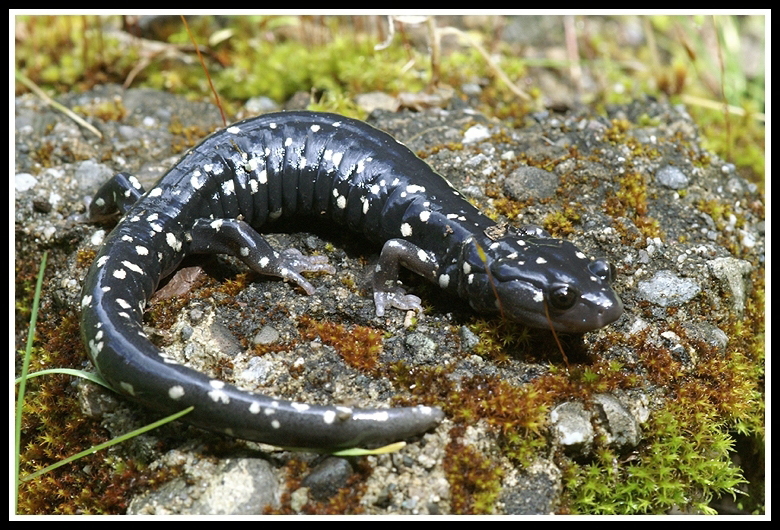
xmin=298 ymin=315 xmax=383 ymax=372
xmin=444 ymin=425 xmax=504 ymax=514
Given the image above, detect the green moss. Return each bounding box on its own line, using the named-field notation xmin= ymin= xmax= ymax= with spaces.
xmin=604 ymin=168 xmax=665 ymax=241
xmin=564 ymin=400 xmax=745 ymax=514
xmin=469 ymin=318 xmax=532 ymax=365
xmin=543 ymin=208 xmax=579 ymax=237
xmin=560 ymin=268 xmax=764 ymax=514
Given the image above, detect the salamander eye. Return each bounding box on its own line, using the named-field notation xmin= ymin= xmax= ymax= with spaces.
xmin=589 ymin=259 xmax=616 ymax=283
xmin=548 ymin=284 xmax=578 ymax=311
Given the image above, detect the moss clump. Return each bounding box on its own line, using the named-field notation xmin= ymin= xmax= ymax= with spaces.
xmin=298 ymin=315 xmax=383 ymax=372
xmin=563 ymin=399 xmax=745 ymax=514
xmin=468 ymin=318 xmax=532 ymax=365
xmin=444 ymin=426 xmax=504 ymax=514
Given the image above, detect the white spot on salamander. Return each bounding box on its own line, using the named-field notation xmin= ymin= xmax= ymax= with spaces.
xmin=128 ymin=175 xmax=142 ymax=190
xmin=245 ymin=158 xmax=259 ymax=172
xmin=166 ymin=233 xmax=182 ymax=252
xmin=323 ymin=410 xmax=336 ymax=424
xmin=191 ymin=174 xmax=204 ymax=190
xmin=122 ymin=260 xmax=144 ymax=275
xmin=168 ymin=385 xmax=185 ymax=400
xmin=353 ymin=411 xmax=389 ymax=422
xmin=207 ymin=380 xmax=230 ymax=404
xmin=88 ymin=339 xmax=103 ymax=360
xmin=291 ymin=402 xmax=310 ymax=412
xmin=116 ymin=298 xmax=132 ymax=309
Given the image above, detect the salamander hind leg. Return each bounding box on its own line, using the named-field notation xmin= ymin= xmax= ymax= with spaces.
xmin=189 ymin=218 xmax=335 ymax=294
xmin=87 ymin=172 xmax=146 ymax=220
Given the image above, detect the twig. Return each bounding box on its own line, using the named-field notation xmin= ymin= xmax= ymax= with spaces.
xmin=15 ymin=72 xmax=102 ymax=139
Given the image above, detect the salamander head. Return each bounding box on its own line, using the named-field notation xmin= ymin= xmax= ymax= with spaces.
xmin=458 ymin=225 xmax=622 ymax=333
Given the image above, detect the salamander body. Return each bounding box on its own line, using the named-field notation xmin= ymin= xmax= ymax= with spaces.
xmin=80 ymin=111 xmax=622 ymax=449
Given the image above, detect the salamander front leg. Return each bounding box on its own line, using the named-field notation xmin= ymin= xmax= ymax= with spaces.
xmin=189 ymin=218 xmax=335 ymax=294
xmin=372 ymin=239 xmax=440 ymax=317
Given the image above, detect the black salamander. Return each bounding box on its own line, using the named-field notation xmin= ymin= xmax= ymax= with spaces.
xmin=80 ymin=111 xmax=622 ymax=449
